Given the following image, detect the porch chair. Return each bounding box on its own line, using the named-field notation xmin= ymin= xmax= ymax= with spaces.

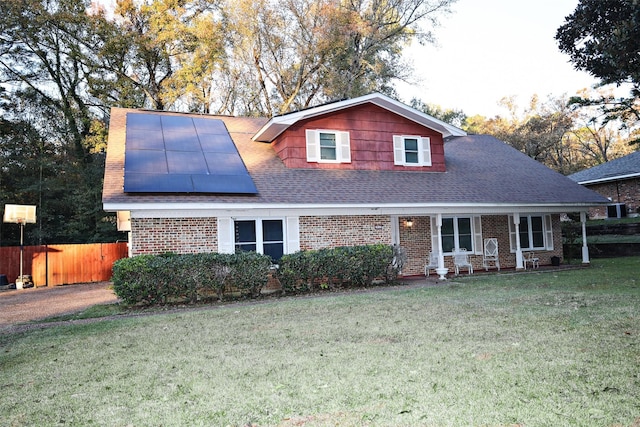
xmin=482 ymin=238 xmax=500 ymax=271
xmin=523 ymin=252 xmax=539 ymax=269
xmin=454 ymin=248 xmax=473 ymax=275
xmin=424 ymin=251 xmax=439 ymax=276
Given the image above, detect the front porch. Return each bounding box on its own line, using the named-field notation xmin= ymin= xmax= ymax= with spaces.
xmin=395 ymin=212 xmax=591 ymax=278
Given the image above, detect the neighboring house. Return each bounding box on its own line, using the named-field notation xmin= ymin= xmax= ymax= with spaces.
xmin=568 ymin=151 xmax=640 ymax=219
xmin=103 ymin=93 xmax=608 ymax=278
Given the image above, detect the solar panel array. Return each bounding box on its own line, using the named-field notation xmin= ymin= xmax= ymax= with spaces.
xmin=123 ymin=113 xmax=258 ymax=194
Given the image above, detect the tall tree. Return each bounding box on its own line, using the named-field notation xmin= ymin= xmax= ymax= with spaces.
xmin=220 ymin=0 xmax=456 ymax=115
xmin=92 ymin=0 xmax=225 ymax=112
xmin=410 ymin=98 xmax=466 ymax=128
xmin=556 ymin=0 xmax=640 ymax=132
xmin=0 ymin=0 xmax=123 ymax=244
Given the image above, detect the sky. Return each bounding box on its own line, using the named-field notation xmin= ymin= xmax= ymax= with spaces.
xmin=396 ymin=0 xmax=600 ymax=118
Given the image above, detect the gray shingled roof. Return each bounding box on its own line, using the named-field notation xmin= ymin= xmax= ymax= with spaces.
xmin=568 ymin=151 xmax=640 ymax=184
xmin=103 ymin=108 xmax=608 ymax=209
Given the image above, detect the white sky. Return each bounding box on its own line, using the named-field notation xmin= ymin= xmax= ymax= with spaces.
xmin=396 ymin=0 xmax=599 ymax=117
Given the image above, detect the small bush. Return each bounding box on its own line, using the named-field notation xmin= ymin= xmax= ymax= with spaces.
xmin=112 ymin=255 xmax=165 ymax=305
xmin=226 ymin=251 xmax=273 ymax=298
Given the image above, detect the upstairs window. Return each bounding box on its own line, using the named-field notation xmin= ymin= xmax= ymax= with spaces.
xmin=306 ymin=129 xmax=351 ymax=163
xmin=393 ymin=135 xmax=431 ymax=166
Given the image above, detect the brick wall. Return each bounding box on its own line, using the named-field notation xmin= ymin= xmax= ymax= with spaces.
xmin=585 ymin=177 xmax=640 ymax=218
xmin=131 ymin=218 xmax=217 ymax=255
xmin=397 ymin=216 xmax=430 ymax=276
xmin=299 ymin=215 xmax=392 ymax=250
xmin=130 ymin=213 xmax=565 ymax=274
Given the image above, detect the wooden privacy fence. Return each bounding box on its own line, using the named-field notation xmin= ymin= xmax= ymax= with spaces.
xmin=0 ymin=242 xmax=128 ymax=286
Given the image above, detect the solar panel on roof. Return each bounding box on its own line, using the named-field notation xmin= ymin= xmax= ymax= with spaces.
xmin=161 ymin=115 xmax=196 ymax=132
xmin=126 ymin=113 xmax=161 ymax=130
xmin=163 ymin=131 xmax=201 ymax=151
xmin=125 ymin=173 xmax=194 ymax=193
xmin=192 ymin=174 xmax=257 ymax=193
xmin=193 ymin=117 xmax=228 ymax=134
xmin=198 ymin=133 xmax=238 ymax=153
xmin=125 ymin=150 xmax=168 ymax=174
xmin=123 ymin=113 xmax=258 ymax=194
xmin=125 ymin=129 xmax=165 ymax=150
xmin=167 ymin=151 xmax=208 ymax=174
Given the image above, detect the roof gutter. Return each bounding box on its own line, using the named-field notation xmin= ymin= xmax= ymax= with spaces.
xmin=577 ymin=172 xmax=640 ymax=185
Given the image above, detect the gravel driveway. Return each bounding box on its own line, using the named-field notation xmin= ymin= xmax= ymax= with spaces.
xmin=0 ymin=282 xmax=119 ymax=331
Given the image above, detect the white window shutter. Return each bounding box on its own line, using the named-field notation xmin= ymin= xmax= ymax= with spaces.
xmin=217 ymin=217 xmax=234 ymax=254
xmin=286 ymin=216 xmax=300 ymax=253
xmin=544 ymin=214 xmax=554 ymax=250
xmin=508 ymin=215 xmax=516 ymax=252
xmin=393 ymin=136 xmax=404 ymax=165
xmin=338 ymin=131 xmax=351 ymax=163
xmin=421 ymin=137 xmax=432 ymax=166
xmin=430 ymin=216 xmax=439 ymax=253
xmin=306 ymin=129 xmax=319 ymax=162
xmin=473 ymin=216 xmax=483 ymax=255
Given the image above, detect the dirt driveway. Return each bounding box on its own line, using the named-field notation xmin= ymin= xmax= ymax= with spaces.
xmin=0 ymin=282 xmax=119 ymax=331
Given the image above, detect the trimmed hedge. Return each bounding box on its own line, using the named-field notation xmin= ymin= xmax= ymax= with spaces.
xmin=112 ymin=244 xmax=400 ymax=306
xmin=276 ymin=244 xmax=399 ymax=294
xmin=112 ymin=252 xmax=271 ymax=305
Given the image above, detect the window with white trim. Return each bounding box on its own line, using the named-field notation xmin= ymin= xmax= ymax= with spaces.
xmin=508 ymin=214 xmax=554 ymax=251
xmin=442 ymin=217 xmax=472 ymax=254
xmin=305 ymin=129 xmax=351 ymax=163
xmin=234 ymin=219 xmax=284 ymax=261
xmin=393 ymin=135 xmax=431 ymax=166
xmin=430 ymin=216 xmax=482 ymax=255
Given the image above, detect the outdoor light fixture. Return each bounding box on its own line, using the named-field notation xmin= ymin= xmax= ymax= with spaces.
xmin=405 ymin=218 xmax=414 ymax=228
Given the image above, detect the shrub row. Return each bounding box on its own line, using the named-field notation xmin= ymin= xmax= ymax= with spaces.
xmin=112 ymin=244 xmax=401 ymax=306
xmin=112 ymin=251 xmax=272 ymax=305
xmin=275 ymin=244 xmax=400 ymax=294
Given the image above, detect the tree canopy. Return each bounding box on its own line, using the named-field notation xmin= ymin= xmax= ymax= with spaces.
xmin=556 ymin=0 xmax=640 ymax=129
xmin=0 ymin=0 xmax=456 ymax=244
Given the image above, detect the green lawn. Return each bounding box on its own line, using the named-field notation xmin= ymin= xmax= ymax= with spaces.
xmin=1 ymin=258 xmax=639 ymax=426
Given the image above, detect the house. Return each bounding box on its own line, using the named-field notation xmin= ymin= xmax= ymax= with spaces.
xmin=568 ymin=151 xmax=640 ymax=219
xmin=103 ymin=93 xmax=608 ymax=278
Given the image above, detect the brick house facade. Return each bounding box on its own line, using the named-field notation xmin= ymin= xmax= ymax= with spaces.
xmin=104 ymin=93 xmax=607 ymax=278
xmin=129 ymin=213 xmax=564 ymax=276
xmin=569 ymin=151 xmax=640 ymax=219
xmin=582 ymin=178 xmax=640 ymax=219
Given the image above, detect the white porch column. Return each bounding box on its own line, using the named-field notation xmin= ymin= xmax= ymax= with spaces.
xmin=435 ymin=214 xmax=449 ymax=279
xmin=581 ymin=211 xmax=590 ymax=264
xmin=513 ymin=214 xmax=524 ymax=270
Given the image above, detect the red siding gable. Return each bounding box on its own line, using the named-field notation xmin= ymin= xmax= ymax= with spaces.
xmin=271 ymin=103 xmax=446 ymax=172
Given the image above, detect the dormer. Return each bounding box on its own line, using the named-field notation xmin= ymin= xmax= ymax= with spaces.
xmin=253 ymin=93 xmax=466 ymax=172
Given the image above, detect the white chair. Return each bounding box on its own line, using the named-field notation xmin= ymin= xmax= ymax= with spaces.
xmin=454 ymin=249 xmax=473 ymax=275
xmin=482 ymin=238 xmax=500 ymax=271
xmin=523 ymin=252 xmax=539 ymax=269
xmin=424 ymin=251 xmax=439 ymax=276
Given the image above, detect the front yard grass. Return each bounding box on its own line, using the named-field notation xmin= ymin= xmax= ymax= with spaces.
xmin=1 ymin=257 xmax=639 ymax=426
